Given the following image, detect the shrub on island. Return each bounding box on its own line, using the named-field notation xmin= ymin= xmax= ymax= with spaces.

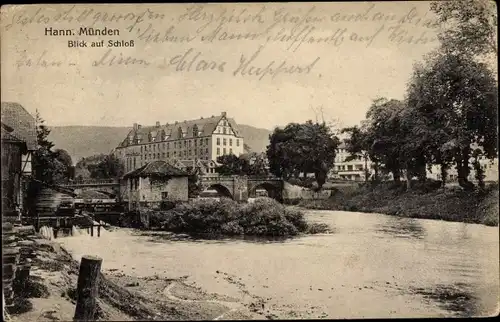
xmin=146 ymin=197 xmax=330 ymax=237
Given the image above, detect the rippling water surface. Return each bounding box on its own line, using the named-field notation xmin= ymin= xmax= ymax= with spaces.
xmin=57 ymin=210 xmax=499 ymax=319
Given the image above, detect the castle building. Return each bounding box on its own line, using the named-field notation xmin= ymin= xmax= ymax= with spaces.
xmin=114 ymin=112 xmax=244 ymax=174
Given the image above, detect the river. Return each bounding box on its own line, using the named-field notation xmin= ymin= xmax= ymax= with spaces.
xmin=57 ymin=210 xmax=499 ymax=319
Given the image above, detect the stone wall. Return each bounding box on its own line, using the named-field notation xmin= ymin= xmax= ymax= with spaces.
xmin=128 ymin=176 xmax=189 ymax=210
xmin=282 ymin=182 xmax=331 ymax=202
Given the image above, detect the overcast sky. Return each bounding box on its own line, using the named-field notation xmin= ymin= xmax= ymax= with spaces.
xmin=1 ymin=2 xmax=441 ymax=130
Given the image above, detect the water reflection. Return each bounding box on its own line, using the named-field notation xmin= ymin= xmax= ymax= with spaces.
xmin=375 ymin=216 xmax=427 ymax=240
xmin=135 ymin=230 xmax=294 ymax=244
xmin=409 ymin=282 xmax=480 ymax=317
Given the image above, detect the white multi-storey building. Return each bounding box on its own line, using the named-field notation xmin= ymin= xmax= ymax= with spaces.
xmin=115 ymin=112 xmax=245 ymax=174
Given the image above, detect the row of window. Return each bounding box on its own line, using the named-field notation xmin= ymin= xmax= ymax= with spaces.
xmin=216 ymin=147 xmax=233 ymax=155
xmin=140 ymin=138 xmax=211 ymax=153
xmin=216 ymin=138 xmax=239 ymax=146
xmin=337 ymin=164 xmax=364 ymax=171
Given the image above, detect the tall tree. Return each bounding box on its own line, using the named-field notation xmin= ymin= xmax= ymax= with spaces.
xmin=31 ymin=112 xmax=72 ymax=184
xmin=430 ymin=0 xmax=497 ymax=57
xmin=267 ymin=121 xmax=340 ymax=189
xmin=406 ymin=51 xmax=498 ymax=189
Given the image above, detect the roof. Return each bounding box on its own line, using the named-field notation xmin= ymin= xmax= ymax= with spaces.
xmin=118 ymin=113 xmax=242 ymax=147
xmin=1 ymin=122 xmax=25 ymax=145
xmin=1 ymin=102 xmax=37 ymax=150
xmin=123 ymin=160 xmax=188 ymax=179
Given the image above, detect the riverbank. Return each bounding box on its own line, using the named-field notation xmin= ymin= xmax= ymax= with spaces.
xmin=298 ymin=183 xmax=499 ymax=226
xmin=7 ymin=233 xmax=268 ymax=321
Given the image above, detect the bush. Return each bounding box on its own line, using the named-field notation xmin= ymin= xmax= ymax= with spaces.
xmin=147 ymin=197 xmax=325 ymax=237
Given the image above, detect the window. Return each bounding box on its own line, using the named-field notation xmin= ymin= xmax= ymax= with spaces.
xmin=217 ymin=148 xmax=220 ymax=155
xmin=223 ymin=138 xmax=226 ymax=146
xmin=230 ymin=148 xmax=233 ymax=154
xmin=223 ymin=128 xmax=227 ymax=134
xmin=157 ymin=153 xmax=160 ymax=159
xmin=206 ymin=148 xmax=209 ymax=153
xmin=174 ymin=151 xmax=177 ymax=156
xmin=184 ymin=150 xmax=187 ymax=156
xmin=184 ymin=141 xmax=187 ymax=148
xmin=236 ymin=139 xmax=239 ymax=147
xmin=141 ymin=146 xmax=143 ymax=152
xmin=347 ymin=165 xmax=353 ymax=171
xmin=162 ymin=152 xmax=165 ymax=157
xmin=229 ymin=139 xmax=232 ymax=146
xmin=153 ymin=145 xmax=156 ymax=152
xmin=217 ymin=138 xmax=220 ymax=145
xmin=161 ymin=192 xmax=168 ymax=200
xmin=189 ymin=140 xmax=192 ymax=147
xmin=193 ymin=125 xmax=198 ymax=137
xmin=167 ymin=152 xmax=170 ymax=158
xmin=205 ymin=138 xmax=209 ymax=145
xmin=200 ymin=149 xmax=203 ymax=154
xmin=223 ymin=148 xmax=226 ymax=154
xmin=178 ymin=127 xmax=183 ymax=139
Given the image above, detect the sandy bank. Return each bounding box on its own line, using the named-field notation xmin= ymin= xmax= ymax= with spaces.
xmin=7 ymin=231 xmax=269 ymax=321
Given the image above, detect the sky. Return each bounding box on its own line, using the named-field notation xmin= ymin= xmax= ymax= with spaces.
xmin=1 ymin=2 xmax=442 ymax=130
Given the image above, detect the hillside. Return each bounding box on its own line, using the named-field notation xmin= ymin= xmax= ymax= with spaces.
xmin=48 ymin=124 xmax=271 ymax=163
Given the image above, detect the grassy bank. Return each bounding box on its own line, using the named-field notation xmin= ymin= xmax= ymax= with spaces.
xmin=298 ymin=182 xmax=499 ymax=226
xmin=144 ymin=197 xmax=330 ymax=237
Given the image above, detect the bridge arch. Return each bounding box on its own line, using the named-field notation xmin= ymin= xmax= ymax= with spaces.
xmin=203 ymin=184 xmax=233 ymax=199
xmin=248 ymin=181 xmax=283 ymax=202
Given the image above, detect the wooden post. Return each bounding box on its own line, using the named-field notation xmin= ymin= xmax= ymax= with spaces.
xmin=90 ymin=225 xmax=94 ymax=237
xmin=97 ymin=225 xmax=101 ymax=237
xmin=73 ymin=255 xmax=102 ymax=322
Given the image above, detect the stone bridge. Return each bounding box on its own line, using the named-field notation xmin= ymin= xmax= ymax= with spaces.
xmin=200 ymin=175 xmax=284 ymax=202
xmin=60 ymin=179 xmax=121 ymax=198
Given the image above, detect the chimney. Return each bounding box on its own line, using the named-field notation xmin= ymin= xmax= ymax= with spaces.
xmin=133 ymin=123 xmax=138 ymax=130
xmin=174 ymin=121 xmax=178 ymax=125
xmin=156 ymin=121 xmax=160 ymax=127
xmin=221 ymin=112 xmax=227 ymax=117
xmin=138 ymin=125 xmax=142 ymax=129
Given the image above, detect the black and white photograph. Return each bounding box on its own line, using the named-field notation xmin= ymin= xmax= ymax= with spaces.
xmin=1 ymin=1 xmax=498 ymax=320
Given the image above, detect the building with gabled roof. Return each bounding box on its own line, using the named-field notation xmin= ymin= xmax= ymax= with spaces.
xmin=122 ymin=160 xmax=189 ymax=211
xmin=114 ymin=112 xmax=244 ymax=174
xmin=1 ymin=102 xmax=37 ymax=216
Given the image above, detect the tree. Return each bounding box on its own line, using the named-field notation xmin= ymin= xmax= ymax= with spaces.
xmin=364 ymin=98 xmax=408 ymax=183
xmin=215 ymin=154 xmax=250 ymax=175
xmin=267 ymin=121 xmax=340 ymax=189
xmin=430 ymin=0 xmax=497 ymax=57
xmin=240 ymin=152 xmax=269 ymax=176
xmin=31 ymin=112 xmax=73 ymax=184
xmin=89 ymin=154 xmax=124 ymax=179
xmin=53 ymin=149 xmax=73 ymax=183
xmin=406 ymin=50 xmax=498 ymax=189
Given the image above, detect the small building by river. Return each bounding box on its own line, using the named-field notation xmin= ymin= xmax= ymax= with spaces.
xmin=1 ymin=102 xmax=37 ymax=218
xmin=123 ymin=160 xmax=189 ymax=211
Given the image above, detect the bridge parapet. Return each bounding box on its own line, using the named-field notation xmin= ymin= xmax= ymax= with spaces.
xmin=61 ymin=178 xmax=120 ymax=187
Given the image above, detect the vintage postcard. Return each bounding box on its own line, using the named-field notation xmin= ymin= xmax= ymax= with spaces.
xmin=1 ymin=1 xmax=498 ymax=321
